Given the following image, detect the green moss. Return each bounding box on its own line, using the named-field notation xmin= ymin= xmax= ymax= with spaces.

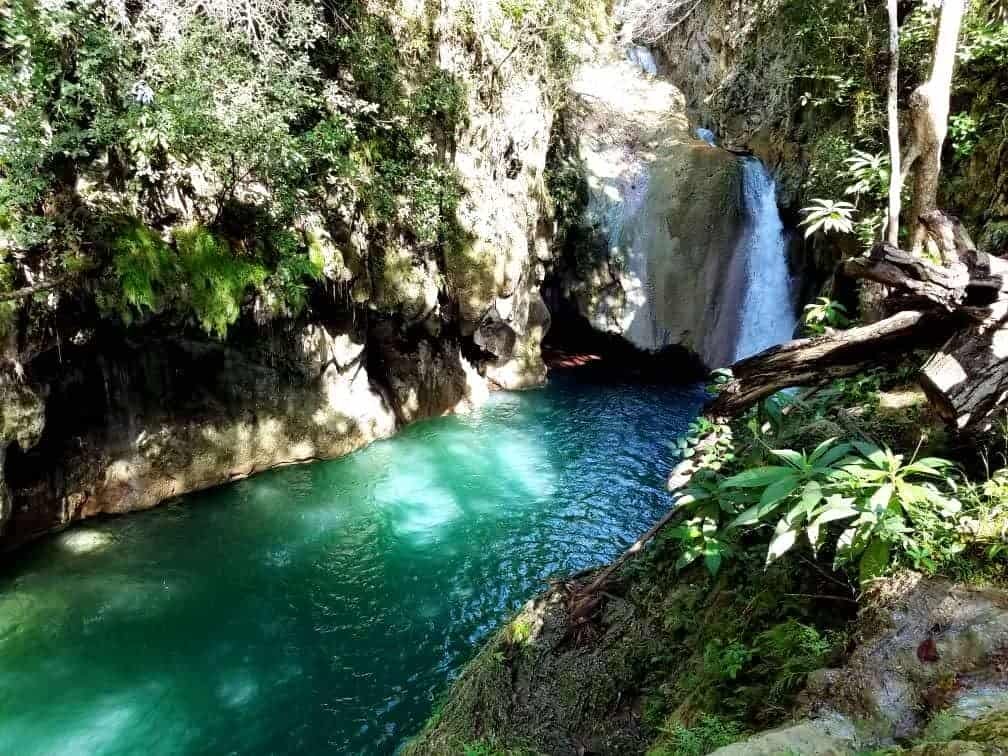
xmin=956 ymin=710 xmax=1008 ymax=745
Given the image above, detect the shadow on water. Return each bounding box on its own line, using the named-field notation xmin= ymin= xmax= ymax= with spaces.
xmin=0 ymin=372 xmax=705 ymax=755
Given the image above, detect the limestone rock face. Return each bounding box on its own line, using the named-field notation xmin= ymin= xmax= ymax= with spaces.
xmin=0 ymin=377 xmax=46 ymax=530
xmin=370 ymin=319 xmax=489 ymax=424
xmin=437 ymin=0 xmax=557 ymax=387
xmin=557 ymin=49 xmax=748 ymax=367
xmin=0 ymin=0 xmax=565 ymax=548
xmin=3 ymin=322 xmax=398 ymax=547
xmin=638 ymin=0 xmax=804 ymax=206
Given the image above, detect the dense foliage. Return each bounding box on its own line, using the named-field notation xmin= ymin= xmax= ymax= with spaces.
xmin=765 ymin=0 xmax=1008 ymax=253
xmin=667 ymin=367 xmax=1008 ymax=590
xmin=0 ymin=0 xmax=482 ymax=337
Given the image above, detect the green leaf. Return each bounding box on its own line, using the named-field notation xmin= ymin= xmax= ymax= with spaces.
xmin=729 ymin=504 xmax=762 ymax=529
xmin=834 ymin=526 xmax=860 ymax=568
xmin=859 ymin=538 xmax=892 ymax=584
xmin=767 ymin=525 xmax=798 ymax=565
xmin=721 ymin=466 xmax=794 ymax=489
xmin=903 ymin=458 xmax=953 ymax=477
xmin=704 ymin=546 xmax=723 ymax=576
xmin=771 ymin=448 xmax=805 ymax=468
xmin=676 ymin=546 xmax=701 ymax=571
xmin=798 ymin=480 xmax=824 ymax=515
xmin=868 ymin=482 xmax=894 ymax=513
xmin=758 ymin=474 xmax=801 ymax=514
xmin=853 ymin=441 xmax=887 ymax=467
xmin=811 ymin=496 xmax=859 ymax=526
xmin=808 ymin=437 xmax=839 ymax=462
xmin=807 ymin=518 xmax=822 ymax=552
xmin=812 ymin=441 xmax=853 ymax=469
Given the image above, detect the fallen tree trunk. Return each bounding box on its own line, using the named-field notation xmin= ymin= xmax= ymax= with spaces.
xmin=707 ymin=310 xmax=955 ymax=417
xmin=921 ymin=321 xmax=1008 ymax=431
xmin=843 ymin=244 xmax=969 ymax=311
xmin=713 ymin=214 xmax=1008 ymax=429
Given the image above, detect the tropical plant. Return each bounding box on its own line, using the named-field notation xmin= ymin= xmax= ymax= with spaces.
xmin=802 ymin=297 xmax=850 ymax=335
xmin=843 ymin=149 xmax=890 ymax=199
xmin=750 ymin=620 xmax=833 ymax=702
xmin=831 ymin=442 xmax=959 ymax=581
xmin=671 ymin=416 xmax=735 ymax=471
xmin=671 ymin=438 xmax=961 ymax=583
xmin=799 ymin=199 xmax=857 ymax=238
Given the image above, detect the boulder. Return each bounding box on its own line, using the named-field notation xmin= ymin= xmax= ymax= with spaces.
xmin=558 ymin=47 xmax=750 ymax=368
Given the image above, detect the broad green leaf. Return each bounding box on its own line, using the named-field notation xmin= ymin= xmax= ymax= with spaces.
xmin=853 ymin=441 xmax=887 ymax=468
xmin=811 ymin=496 xmax=859 ymax=525
xmin=837 ymin=526 xmax=856 ymax=546
xmin=758 ymin=474 xmax=801 ymax=514
xmin=704 ymin=546 xmax=723 ymax=576
xmin=771 ymin=448 xmax=805 ymax=468
xmin=868 ymin=482 xmax=894 ymax=513
xmin=676 ymin=546 xmax=701 ymax=571
xmin=721 ymin=466 xmax=794 ymax=489
xmin=813 ymin=442 xmax=853 ymax=469
xmin=843 ymin=465 xmax=887 ymax=481
xmin=785 ymin=500 xmax=809 ymax=527
xmin=806 ymin=441 xmax=846 ymax=465
xmin=766 ymin=525 xmax=798 ymax=565
xmin=834 ymin=526 xmax=859 ymax=567
xmin=903 ymin=458 xmax=953 ymax=477
xmin=911 ymin=457 xmax=953 ymax=469
xmin=859 ymin=538 xmax=892 ymax=584
xmin=729 ymin=504 xmax=762 ymax=529
xmin=798 ymin=480 xmax=823 ymax=515
xmin=807 ymin=518 xmax=822 ymax=551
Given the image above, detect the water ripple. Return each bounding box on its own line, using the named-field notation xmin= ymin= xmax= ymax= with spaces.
xmin=0 ymin=371 xmax=704 ymax=755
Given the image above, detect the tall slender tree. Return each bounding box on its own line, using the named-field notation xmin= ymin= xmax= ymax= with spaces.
xmin=885 ymin=0 xmax=902 ymax=247
xmin=901 ymin=0 xmax=967 ymax=256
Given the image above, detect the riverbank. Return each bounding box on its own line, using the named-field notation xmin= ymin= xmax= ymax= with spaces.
xmin=405 ymin=362 xmax=1008 ymax=755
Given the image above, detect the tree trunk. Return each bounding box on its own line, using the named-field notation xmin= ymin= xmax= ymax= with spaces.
xmin=707 ymin=310 xmax=955 ymax=417
xmin=844 ymin=243 xmax=970 ymax=311
xmin=921 ymin=322 xmax=1008 ymax=431
xmin=903 ymin=0 xmax=966 ymax=253
xmin=885 ymin=0 xmax=902 ymax=247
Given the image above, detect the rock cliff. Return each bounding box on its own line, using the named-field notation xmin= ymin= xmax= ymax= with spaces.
xmin=0 ymin=0 xmax=568 ymax=548
xmin=549 ymin=45 xmax=793 ymax=368
xmin=0 ymin=0 xmax=795 ymax=547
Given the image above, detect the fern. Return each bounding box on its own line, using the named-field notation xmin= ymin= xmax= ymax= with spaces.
xmin=174 ymin=225 xmax=268 ymax=338
xmin=112 ymin=224 xmax=176 ymax=322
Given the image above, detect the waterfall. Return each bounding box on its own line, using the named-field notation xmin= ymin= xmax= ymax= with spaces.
xmin=695 ymin=127 xmax=717 ymax=146
xmin=732 ymin=158 xmax=797 ymax=362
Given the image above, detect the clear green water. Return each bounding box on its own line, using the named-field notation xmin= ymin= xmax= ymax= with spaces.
xmin=0 ymin=373 xmax=704 ymax=755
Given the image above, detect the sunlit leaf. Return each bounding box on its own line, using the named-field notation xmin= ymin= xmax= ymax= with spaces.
xmin=721 ymin=466 xmax=795 ymax=489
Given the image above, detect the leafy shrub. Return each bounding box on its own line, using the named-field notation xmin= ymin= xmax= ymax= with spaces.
xmin=802 ymin=297 xmax=850 ymax=335
xmin=750 ymin=620 xmax=833 ymax=702
xmin=799 ymin=199 xmax=857 ymax=238
xmin=670 ymin=437 xmax=960 ymax=583
xmin=173 ymin=226 xmax=269 ymax=338
xmin=111 ymin=225 xmax=175 ymax=321
xmin=843 ymin=150 xmax=889 ymax=200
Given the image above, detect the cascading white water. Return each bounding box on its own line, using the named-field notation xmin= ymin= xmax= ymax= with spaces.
xmin=695 ymin=127 xmax=717 ymax=146
xmin=732 ymin=158 xmax=798 ymax=362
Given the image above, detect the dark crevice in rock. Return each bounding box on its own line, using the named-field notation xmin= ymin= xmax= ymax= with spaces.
xmin=542 ymin=274 xmax=707 ymax=383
